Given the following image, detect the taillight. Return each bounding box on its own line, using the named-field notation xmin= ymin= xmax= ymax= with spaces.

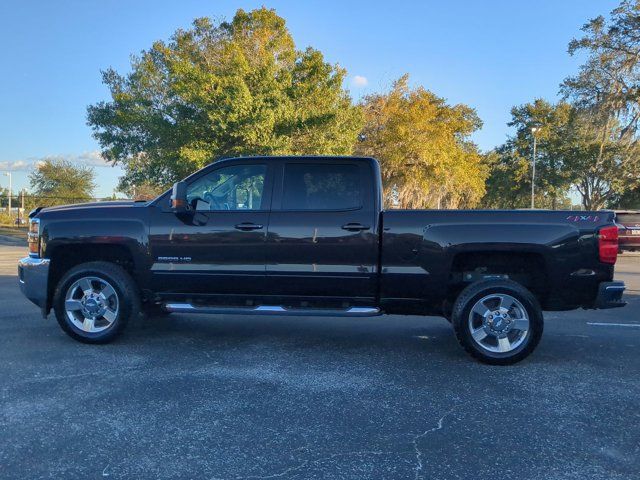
xmin=28 ymin=218 xmax=40 ymax=257
xmin=598 ymin=225 xmax=618 ymax=264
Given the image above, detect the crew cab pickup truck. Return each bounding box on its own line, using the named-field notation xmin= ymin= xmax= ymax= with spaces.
xmin=18 ymin=156 xmax=626 ymax=364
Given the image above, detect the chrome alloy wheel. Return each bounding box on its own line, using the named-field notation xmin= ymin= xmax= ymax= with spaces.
xmin=64 ymin=276 xmax=119 ymax=333
xmin=467 ymin=293 xmax=530 ymax=353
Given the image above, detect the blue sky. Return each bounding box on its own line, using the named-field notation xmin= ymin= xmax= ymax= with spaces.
xmin=0 ymin=0 xmax=619 ymax=196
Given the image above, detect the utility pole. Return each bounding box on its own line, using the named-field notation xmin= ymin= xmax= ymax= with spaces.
xmin=530 ymin=126 xmax=540 ymax=209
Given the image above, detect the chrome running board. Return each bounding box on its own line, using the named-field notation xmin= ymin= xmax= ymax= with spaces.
xmin=164 ymin=303 xmax=381 ymax=317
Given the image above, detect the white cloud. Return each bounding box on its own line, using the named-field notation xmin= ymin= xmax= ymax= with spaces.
xmin=0 ymin=151 xmax=111 ymax=171
xmin=40 ymin=151 xmax=110 ymax=167
xmin=352 ymin=75 xmax=369 ymax=88
xmin=0 ymin=160 xmax=30 ymax=171
xmin=74 ymin=150 xmax=110 ymax=167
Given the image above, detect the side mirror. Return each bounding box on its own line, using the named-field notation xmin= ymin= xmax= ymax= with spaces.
xmin=170 ymin=181 xmax=188 ymax=212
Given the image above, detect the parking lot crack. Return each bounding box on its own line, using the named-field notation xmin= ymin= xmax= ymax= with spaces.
xmin=410 ymin=406 xmax=457 ymax=480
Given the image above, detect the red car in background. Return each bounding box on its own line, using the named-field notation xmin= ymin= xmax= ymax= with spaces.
xmin=616 ymin=211 xmax=640 ymax=252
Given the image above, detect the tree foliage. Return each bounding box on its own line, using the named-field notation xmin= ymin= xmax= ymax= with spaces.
xmin=483 ymin=100 xmax=575 ymax=209
xmin=87 ymin=8 xmax=362 ymax=194
xmin=356 ymin=75 xmax=486 ymax=209
xmin=131 ymin=183 xmax=167 ymax=201
xmin=559 ymin=0 xmax=640 ymax=209
xmin=0 ymin=187 xmax=9 ymax=209
xmin=561 ymin=110 xmax=640 ymax=209
xmin=29 ymin=159 xmax=96 ymax=207
xmin=486 ymin=1 xmax=640 ymax=210
xmin=612 ymin=186 xmax=640 ymax=208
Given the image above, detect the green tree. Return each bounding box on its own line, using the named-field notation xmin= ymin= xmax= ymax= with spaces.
xmin=87 ymin=8 xmax=362 ymax=194
xmin=612 ymin=186 xmax=640 ymax=208
xmin=482 ymin=100 xmax=575 ymax=209
xmin=29 ymin=159 xmax=96 ymax=207
xmin=0 ymin=187 xmax=8 ymax=209
xmin=560 ymin=0 xmax=640 ymax=209
xmin=481 ymin=150 xmax=531 ymax=209
xmin=560 ymin=110 xmax=640 ymax=209
xmin=131 ymin=183 xmax=166 ymax=201
xmin=355 ymin=75 xmax=486 ymax=209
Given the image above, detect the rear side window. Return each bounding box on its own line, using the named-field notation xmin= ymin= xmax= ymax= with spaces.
xmin=282 ymin=164 xmax=361 ymax=210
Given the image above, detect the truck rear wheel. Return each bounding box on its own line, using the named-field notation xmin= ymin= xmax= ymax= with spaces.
xmin=451 ymin=279 xmax=543 ymax=365
xmin=53 ymin=261 xmax=140 ymax=344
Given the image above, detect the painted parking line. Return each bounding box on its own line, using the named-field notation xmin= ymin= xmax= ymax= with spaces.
xmin=587 ymin=322 xmax=640 ymax=328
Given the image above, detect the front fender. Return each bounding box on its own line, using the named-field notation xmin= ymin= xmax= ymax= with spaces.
xmin=41 ymin=214 xmax=150 ymax=274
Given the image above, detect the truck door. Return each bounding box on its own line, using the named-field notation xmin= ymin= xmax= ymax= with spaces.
xmin=148 ymin=161 xmax=273 ymax=298
xmin=265 ymin=159 xmax=378 ymax=302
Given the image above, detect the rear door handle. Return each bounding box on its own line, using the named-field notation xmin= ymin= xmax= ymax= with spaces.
xmin=342 ymin=223 xmax=370 ymax=232
xmin=234 ymin=222 xmax=263 ymax=231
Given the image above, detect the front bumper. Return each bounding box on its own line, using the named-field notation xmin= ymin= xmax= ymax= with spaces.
xmin=594 ymin=281 xmax=626 ymax=309
xmin=18 ymin=256 xmax=50 ymax=309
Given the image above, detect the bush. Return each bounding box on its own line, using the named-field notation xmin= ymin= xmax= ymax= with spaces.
xmin=0 ymin=211 xmax=16 ymax=225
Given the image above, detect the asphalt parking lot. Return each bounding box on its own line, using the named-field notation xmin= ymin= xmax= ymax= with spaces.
xmin=1 ymin=244 xmax=639 ymax=480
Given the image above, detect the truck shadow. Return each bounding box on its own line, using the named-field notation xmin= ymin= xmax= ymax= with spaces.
xmin=2 ymin=273 xmax=638 ymax=366
xmin=134 ymin=310 xmax=458 ymax=357
xmin=130 ymin=291 xmax=640 ymax=365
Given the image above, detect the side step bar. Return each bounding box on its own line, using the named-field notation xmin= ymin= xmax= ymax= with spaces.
xmin=164 ymin=303 xmax=381 ymax=317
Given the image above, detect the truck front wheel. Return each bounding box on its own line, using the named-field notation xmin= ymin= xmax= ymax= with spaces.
xmin=451 ymin=279 xmax=543 ymax=365
xmin=53 ymin=261 xmax=140 ymax=344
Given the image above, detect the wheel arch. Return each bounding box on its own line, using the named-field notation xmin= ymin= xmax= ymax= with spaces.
xmin=446 ymin=250 xmax=550 ymax=313
xmin=46 ymin=243 xmax=138 ymax=313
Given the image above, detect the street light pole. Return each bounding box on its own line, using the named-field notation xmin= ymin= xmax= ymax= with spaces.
xmin=530 ymin=127 xmax=540 ymax=209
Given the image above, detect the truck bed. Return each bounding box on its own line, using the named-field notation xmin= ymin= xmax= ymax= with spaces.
xmin=379 ymin=210 xmax=616 ymax=312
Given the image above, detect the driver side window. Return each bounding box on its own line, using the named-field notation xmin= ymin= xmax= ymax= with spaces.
xmin=186 ymin=164 xmax=267 ymax=211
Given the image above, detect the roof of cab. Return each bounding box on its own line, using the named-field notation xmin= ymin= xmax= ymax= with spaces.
xmin=206 ymin=155 xmax=378 ymax=168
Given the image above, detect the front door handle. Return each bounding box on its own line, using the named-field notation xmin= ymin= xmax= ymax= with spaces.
xmin=235 ymin=222 xmax=263 ymax=231
xmin=342 ymin=223 xmax=370 ymax=232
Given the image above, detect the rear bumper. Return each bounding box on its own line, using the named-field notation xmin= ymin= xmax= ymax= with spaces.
xmin=18 ymin=256 xmax=50 ymax=309
xmin=594 ymin=281 xmax=626 ymax=309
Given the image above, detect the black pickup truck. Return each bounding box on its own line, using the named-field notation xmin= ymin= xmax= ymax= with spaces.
xmin=18 ymin=156 xmax=626 ymax=364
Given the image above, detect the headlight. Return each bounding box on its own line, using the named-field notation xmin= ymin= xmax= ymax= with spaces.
xmin=28 ymin=218 xmax=40 ymax=257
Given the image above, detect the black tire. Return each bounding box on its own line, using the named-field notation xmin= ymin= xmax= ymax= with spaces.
xmin=53 ymin=261 xmax=140 ymax=344
xmin=451 ymin=279 xmax=543 ymax=365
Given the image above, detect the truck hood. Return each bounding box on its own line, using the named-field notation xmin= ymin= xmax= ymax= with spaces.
xmin=31 ymin=200 xmax=147 ymax=217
